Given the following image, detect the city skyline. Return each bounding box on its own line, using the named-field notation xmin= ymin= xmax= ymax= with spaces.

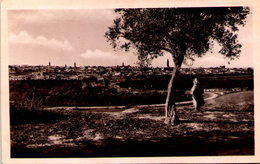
xmin=8 ymin=9 xmax=253 ymax=68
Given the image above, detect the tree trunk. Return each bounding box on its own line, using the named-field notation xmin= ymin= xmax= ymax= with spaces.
xmin=164 ymin=65 xmax=181 ymax=126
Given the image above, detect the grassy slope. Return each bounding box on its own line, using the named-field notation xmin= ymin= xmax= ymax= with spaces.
xmin=205 ymin=91 xmax=254 ymax=111
xmin=11 ymin=91 xmax=254 ymax=157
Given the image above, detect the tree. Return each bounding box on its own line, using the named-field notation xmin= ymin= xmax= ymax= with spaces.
xmin=105 ymin=7 xmax=250 ymax=125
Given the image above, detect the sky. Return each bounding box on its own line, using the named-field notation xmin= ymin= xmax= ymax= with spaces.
xmin=8 ymin=9 xmax=253 ymax=68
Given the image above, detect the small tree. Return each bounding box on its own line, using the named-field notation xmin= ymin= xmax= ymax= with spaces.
xmin=105 ymin=7 xmax=250 ymax=125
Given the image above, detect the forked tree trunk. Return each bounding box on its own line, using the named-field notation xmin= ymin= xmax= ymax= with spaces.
xmin=164 ymin=65 xmax=181 ymax=125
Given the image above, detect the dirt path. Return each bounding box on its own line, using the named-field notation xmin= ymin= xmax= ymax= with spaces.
xmin=44 ymin=92 xmax=219 ymax=110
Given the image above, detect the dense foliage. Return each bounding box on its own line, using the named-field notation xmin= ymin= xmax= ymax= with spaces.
xmin=105 ymin=7 xmax=250 ymax=66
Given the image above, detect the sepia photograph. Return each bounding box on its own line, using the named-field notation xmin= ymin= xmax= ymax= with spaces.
xmin=1 ymin=0 xmax=260 ymax=163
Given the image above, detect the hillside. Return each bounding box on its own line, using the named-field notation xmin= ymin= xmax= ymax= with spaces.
xmin=10 ymin=91 xmax=254 ymax=157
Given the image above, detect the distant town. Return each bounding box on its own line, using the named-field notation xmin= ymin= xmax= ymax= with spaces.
xmin=9 ymin=61 xmax=253 ymax=81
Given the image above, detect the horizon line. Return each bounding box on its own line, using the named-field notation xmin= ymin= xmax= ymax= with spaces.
xmin=8 ymin=64 xmax=253 ymax=69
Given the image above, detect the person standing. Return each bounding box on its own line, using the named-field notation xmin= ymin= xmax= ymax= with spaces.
xmin=190 ymin=78 xmax=205 ymax=111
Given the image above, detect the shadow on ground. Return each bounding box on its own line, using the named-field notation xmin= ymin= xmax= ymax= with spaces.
xmin=10 ymin=91 xmax=254 ymax=158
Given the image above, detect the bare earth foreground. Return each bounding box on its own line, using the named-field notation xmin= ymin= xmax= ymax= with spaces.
xmin=11 ymin=91 xmax=254 ymax=157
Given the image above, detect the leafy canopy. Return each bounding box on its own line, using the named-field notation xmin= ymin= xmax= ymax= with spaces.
xmin=105 ymin=7 xmax=250 ymax=67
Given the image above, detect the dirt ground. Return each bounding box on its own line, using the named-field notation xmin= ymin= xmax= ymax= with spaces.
xmin=11 ymin=91 xmax=254 ymax=157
